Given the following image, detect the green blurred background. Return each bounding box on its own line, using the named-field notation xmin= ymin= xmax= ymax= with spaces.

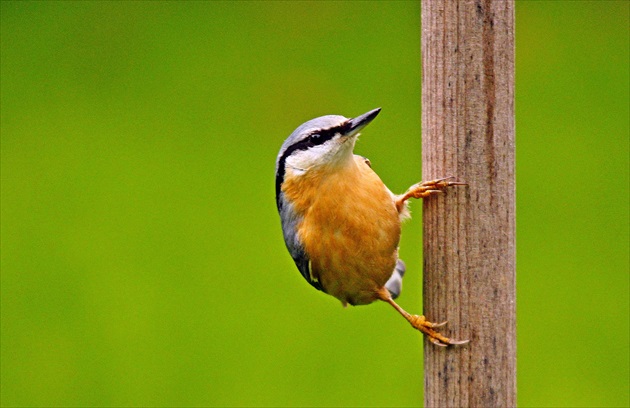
xmin=1 ymin=1 xmax=628 ymax=406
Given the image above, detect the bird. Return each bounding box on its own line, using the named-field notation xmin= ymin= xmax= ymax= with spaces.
xmin=275 ymin=107 xmax=468 ymax=346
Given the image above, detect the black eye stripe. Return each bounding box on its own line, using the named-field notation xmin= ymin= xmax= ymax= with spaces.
xmin=307 ymin=121 xmax=353 ymax=145
xmin=308 ymin=129 xmax=332 ymax=145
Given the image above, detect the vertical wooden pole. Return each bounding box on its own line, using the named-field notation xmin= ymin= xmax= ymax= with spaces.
xmin=421 ymin=0 xmax=515 ymax=407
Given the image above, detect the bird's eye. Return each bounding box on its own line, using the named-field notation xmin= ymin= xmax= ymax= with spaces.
xmin=310 ymin=133 xmax=321 ymax=142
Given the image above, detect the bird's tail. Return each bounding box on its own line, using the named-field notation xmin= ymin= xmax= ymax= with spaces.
xmin=385 ymin=259 xmax=406 ymax=299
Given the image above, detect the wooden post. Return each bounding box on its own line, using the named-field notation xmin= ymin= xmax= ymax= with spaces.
xmin=421 ymin=0 xmax=515 ymax=407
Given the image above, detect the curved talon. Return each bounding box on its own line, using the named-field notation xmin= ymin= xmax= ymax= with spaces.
xmin=430 ymin=337 xmax=448 ymax=347
xmin=421 ymin=176 xmax=468 ymax=188
xmin=447 ymin=339 xmax=470 ymax=345
xmin=429 ymin=320 xmax=448 ymax=328
xmin=422 ymin=176 xmax=454 ymax=183
xmin=434 ymin=181 xmax=467 ymax=188
xmin=422 ymin=176 xmax=455 ymax=184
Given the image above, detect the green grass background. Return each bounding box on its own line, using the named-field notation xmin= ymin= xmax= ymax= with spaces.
xmin=1 ymin=1 xmax=628 ymax=406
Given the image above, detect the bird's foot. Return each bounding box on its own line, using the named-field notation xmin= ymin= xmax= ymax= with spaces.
xmin=407 ymin=176 xmax=467 ymax=199
xmin=378 ymin=288 xmax=468 ymax=347
xmin=408 ymin=315 xmax=469 ymax=347
xmin=396 ymin=176 xmax=466 ymax=211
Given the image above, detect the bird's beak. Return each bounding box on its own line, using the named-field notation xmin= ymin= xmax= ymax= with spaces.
xmin=345 ymin=108 xmax=381 ymax=137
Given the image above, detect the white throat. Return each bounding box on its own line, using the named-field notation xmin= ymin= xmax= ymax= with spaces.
xmin=286 ymin=135 xmax=357 ymax=175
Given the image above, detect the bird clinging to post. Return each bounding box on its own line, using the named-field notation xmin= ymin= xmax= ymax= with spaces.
xmin=275 ymin=108 xmax=468 ymax=346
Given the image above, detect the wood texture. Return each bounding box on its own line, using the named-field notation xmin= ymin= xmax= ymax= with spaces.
xmin=421 ymin=0 xmax=516 ymax=406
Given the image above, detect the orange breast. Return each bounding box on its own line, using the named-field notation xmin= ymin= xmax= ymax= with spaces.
xmin=282 ymin=155 xmax=401 ymax=305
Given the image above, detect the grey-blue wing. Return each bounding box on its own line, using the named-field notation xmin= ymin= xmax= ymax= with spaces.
xmin=279 ymin=196 xmax=323 ymax=291
xmin=292 ymin=248 xmax=323 ymax=291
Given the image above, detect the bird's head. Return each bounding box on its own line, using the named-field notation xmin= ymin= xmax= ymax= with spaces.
xmin=275 ymin=107 xmax=380 ymax=181
xmin=275 ymin=108 xmax=381 ymax=209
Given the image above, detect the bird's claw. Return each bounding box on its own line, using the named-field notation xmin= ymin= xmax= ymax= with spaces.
xmin=429 ymin=333 xmax=470 ymax=347
xmin=420 ymin=176 xmax=468 ymax=189
xmin=401 ymin=176 xmax=467 ymax=201
xmin=427 ymin=320 xmax=448 ymax=328
xmin=409 ymin=315 xmax=469 ymax=347
xmin=429 ymin=337 xmax=448 ymax=347
xmin=446 ymin=338 xmax=470 ymax=345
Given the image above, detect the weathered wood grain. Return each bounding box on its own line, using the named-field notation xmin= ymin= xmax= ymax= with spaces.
xmin=422 ymin=0 xmax=516 ymax=406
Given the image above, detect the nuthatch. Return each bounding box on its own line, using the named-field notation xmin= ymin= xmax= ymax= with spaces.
xmin=275 ymin=108 xmax=468 ymax=346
